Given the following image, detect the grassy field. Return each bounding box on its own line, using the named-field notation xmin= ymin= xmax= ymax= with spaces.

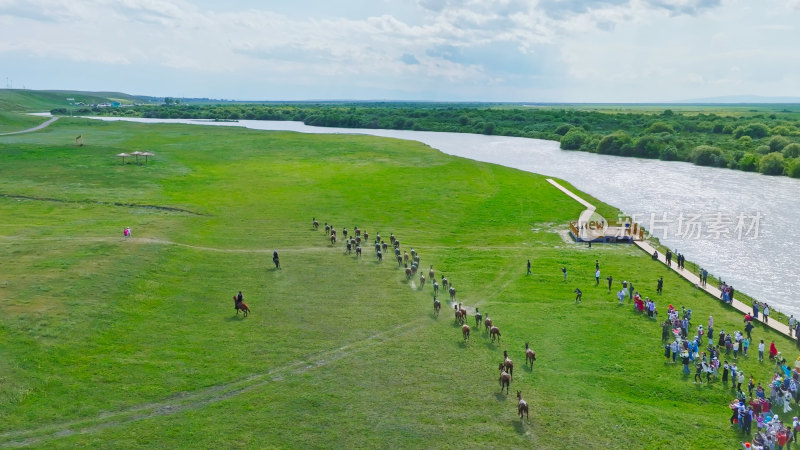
xmin=0 ymin=118 xmax=796 ymax=448
xmin=0 ymin=111 xmax=48 ymax=134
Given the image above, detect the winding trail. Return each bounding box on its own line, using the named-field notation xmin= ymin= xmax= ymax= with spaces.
xmin=0 ymin=116 xmax=59 ymax=136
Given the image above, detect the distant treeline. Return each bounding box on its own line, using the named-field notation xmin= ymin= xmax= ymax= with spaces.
xmin=53 ymin=103 xmax=800 ymax=177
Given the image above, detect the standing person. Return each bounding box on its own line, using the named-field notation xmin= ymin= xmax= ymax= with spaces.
xmin=753 ymin=301 xmax=760 ymax=320
xmin=722 ymin=360 xmax=729 ymax=385
xmin=749 ymin=376 xmax=756 ymax=398
xmin=657 ymin=276 xmax=663 ymax=294
xmin=758 ymin=340 xmax=765 ymax=362
xmin=574 ymin=288 xmax=582 ymax=304
xmin=628 ymin=282 xmax=634 ymax=300
xmin=694 ymin=362 xmax=704 ymax=383
xmin=702 ymin=269 xmax=708 ymax=286
xmin=743 ymin=337 xmax=750 ymax=357
xmin=745 ymin=321 xmax=754 ymax=341
xmin=738 ymin=371 xmax=745 ymax=391
xmin=666 ymin=250 xmax=672 ymax=267
xmin=526 ymin=259 xmax=531 ymax=275
xmin=595 ymin=268 xmax=600 ymax=286
xmin=562 ymin=266 xmax=567 ymax=281
xmin=790 ymin=315 xmax=797 ymax=337
xmin=606 ymin=275 xmax=613 ymax=292
xmin=764 ymin=304 xmax=770 ymax=324
xmin=595 ymin=260 xmax=600 ymax=270
xmin=671 ymin=340 xmax=679 ymax=363
xmin=770 ymin=341 xmax=778 ymax=360
xmin=617 ymin=288 xmax=626 ymax=304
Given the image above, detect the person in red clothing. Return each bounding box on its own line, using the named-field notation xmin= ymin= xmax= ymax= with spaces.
xmin=770 ymin=341 xmax=779 ymax=360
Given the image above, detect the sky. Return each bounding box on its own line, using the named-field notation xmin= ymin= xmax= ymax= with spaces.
xmin=1 ymin=0 xmax=799 ymax=102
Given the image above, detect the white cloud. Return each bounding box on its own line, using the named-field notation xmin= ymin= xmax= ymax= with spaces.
xmin=0 ymin=0 xmax=798 ymax=101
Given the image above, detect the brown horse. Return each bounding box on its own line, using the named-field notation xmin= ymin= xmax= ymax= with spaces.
xmin=363 ymin=232 xmax=368 ymax=242
xmin=433 ymin=296 xmax=441 ymax=317
xmin=313 ymin=218 xmax=319 ymax=230
xmin=235 ymin=300 xmax=250 ymax=317
xmin=462 ymin=324 xmax=471 ymax=342
xmin=490 ymin=326 xmax=501 ymax=343
xmin=404 ymin=252 xmax=409 ymax=264
xmin=442 ymin=276 xmax=448 ymax=290
xmin=397 ymin=255 xmax=403 ymax=266
xmin=419 ymin=274 xmax=425 ymax=288
xmin=517 ymin=391 xmax=529 ymax=421
xmin=484 ymin=316 xmax=493 ymax=333
xmin=330 ymin=234 xmax=336 ymax=244
xmin=503 ymin=350 xmax=514 ymax=376
xmin=449 ymin=286 xmax=456 ymax=301
xmin=475 ymin=308 xmax=482 ymax=328
xmin=356 ymin=246 xmax=362 ymax=257
xmin=525 ymin=342 xmax=536 ymax=369
xmin=499 ymin=363 xmax=511 ymax=394
xmin=458 ymin=303 xmax=467 ymax=321
xmin=429 ymin=265 xmax=435 ymax=280
xmin=405 ymin=266 xmax=413 ymax=279
xmin=454 ymin=305 xmax=464 ymax=324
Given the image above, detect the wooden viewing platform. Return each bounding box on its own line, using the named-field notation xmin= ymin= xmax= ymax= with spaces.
xmin=546 ymin=178 xmax=793 ymax=339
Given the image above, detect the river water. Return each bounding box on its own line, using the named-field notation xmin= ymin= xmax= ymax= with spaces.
xmin=86 ymin=117 xmax=799 ymax=316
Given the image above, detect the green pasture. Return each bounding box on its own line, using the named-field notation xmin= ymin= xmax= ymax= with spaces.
xmin=0 ymin=119 xmax=796 ymax=448
xmin=0 ymin=112 xmax=47 ymax=134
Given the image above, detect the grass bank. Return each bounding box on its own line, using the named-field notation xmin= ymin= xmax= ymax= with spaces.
xmin=0 ymin=118 xmax=795 ymax=447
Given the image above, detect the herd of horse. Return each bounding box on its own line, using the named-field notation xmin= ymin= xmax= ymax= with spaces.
xmin=313 ymin=216 xmax=534 ymax=423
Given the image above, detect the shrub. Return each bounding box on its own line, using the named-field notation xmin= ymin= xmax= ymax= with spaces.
xmin=690 ymin=145 xmax=723 ymax=166
xmin=733 ymin=123 xmax=770 ymax=139
xmin=768 ymin=136 xmax=790 ymax=153
xmin=596 ymin=131 xmax=633 ymax=156
xmin=782 ymin=143 xmax=800 ymax=159
xmin=787 ymin=158 xmax=800 ymax=178
xmin=646 ymin=121 xmax=675 ymax=134
xmin=759 ymin=153 xmax=786 ymax=175
xmin=659 ymin=146 xmax=679 ymax=161
xmin=738 ymin=153 xmax=759 ymax=172
xmin=554 ymin=124 xmax=573 ymax=136
xmin=632 ymin=135 xmax=664 ymax=158
xmin=560 ymin=128 xmax=588 ymax=150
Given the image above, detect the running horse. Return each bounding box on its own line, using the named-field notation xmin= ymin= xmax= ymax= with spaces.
xmin=525 ymin=342 xmax=536 ymax=369
xmin=433 ymin=296 xmax=441 ymax=317
xmin=517 ymin=391 xmax=529 ymax=421
xmin=462 ymin=324 xmax=471 ymax=342
xmin=499 ymin=363 xmax=511 ymax=394
xmin=234 ymin=296 xmax=250 ymax=317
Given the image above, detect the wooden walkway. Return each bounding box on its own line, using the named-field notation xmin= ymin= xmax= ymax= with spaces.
xmin=546 ymin=178 xmax=793 ymax=339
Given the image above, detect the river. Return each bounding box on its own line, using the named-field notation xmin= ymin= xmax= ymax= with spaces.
xmin=86 ymin=117 xmax=800 ymax=317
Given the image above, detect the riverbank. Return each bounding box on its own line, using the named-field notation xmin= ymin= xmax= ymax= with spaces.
xmin=547 ymin=178 xmax=793 ymax=338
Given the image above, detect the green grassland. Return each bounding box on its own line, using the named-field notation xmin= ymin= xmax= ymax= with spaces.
xmin=0 ymin=118 xmax=795 ymax=448
xmin=0 ymin=111 xmax=47 ymax=134
xmin=0 ymin=89 xmax=138 ymax=112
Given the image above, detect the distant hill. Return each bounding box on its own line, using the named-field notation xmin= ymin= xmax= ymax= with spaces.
xmin=0 ymin=89 xmax=155 ymax=112
xmin=677 ymin=95 xmax=800 ymax=104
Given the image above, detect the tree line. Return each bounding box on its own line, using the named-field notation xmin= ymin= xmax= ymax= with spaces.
xmin=52 ymin=102 xmax=800 ymax=177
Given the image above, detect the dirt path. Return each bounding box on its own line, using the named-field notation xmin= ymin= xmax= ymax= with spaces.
xmin=0 ymin=116 xmax=59 ymax=136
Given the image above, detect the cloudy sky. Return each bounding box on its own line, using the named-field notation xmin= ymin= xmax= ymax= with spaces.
xmin=1 ymin=0 xmax=799 ymax=102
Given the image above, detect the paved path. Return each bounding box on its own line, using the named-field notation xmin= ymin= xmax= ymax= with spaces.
xmin=0 ymin=116 xmax=59 ymax=136
xmin=547 ymin=177 xmax=793 ymax=339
